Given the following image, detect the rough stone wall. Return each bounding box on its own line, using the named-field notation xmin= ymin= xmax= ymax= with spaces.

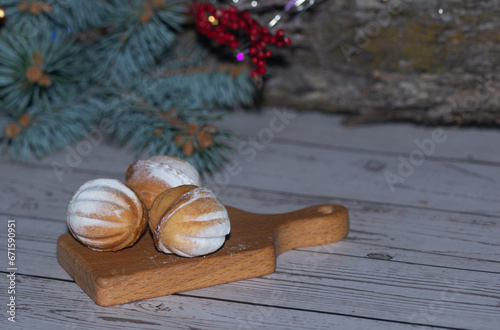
xmin=237 ymin=0 xmax=500 ymax=126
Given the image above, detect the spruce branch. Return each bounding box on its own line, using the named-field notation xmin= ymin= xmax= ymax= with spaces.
xmin=106 ymin=86 xmax=233 ymax=174
xmin=1 ymin=0 xmax=60 ymax=39
xmin=0 ymin=98 xmax=104 ymax=159
xmin=89 ymin=0 xmax=186 ymax=86
xmin=0 ymin=30 xmax=87 ymax=116
xmin=2 ymin=0 xmax=114 ymax=35
xmin=59 ymin=0 xmax=115 ymax=33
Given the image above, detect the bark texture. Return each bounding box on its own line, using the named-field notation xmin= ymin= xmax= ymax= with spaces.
xmin=234 ymin=0 xmax=500 ymax=126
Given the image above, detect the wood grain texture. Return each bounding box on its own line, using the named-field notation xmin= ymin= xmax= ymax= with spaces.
xmin=3 ymin=138 xmax=500 ymax=220
xmin=3 ymin=109 xmax=499 ymax=171
xmin=218 ymin=109 xmax=500 ymax=165
xmin=12 ymin=275 xmax=417 ymax=330
xmin=57 ymin=205 xmax=349 ymax=306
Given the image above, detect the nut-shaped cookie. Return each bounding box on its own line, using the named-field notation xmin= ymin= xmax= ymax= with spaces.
xmin=67 ymin=179 xmax=148 ymax=251
xmin=125 ymin=155 xmax=201 ymax=208
xmin=149 ymin=185 xmax=230 ymax=257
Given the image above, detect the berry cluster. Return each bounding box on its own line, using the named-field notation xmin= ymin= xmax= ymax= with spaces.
xmin=192 ymin=2 xmax=291 ymax=78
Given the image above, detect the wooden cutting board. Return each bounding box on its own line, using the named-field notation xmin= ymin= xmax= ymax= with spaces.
xmin=57 ymin=204 xmax=349 ymax=307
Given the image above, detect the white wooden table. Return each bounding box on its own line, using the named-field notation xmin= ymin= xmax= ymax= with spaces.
xmin=1 ymin=108 xmax=499 ymax=329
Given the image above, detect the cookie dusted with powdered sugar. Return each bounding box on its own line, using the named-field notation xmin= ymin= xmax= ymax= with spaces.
xmin=67 ymin=179 xmax=148 ymax=251
xmin=125 ymin=156 xmax=201 ymax=208
xmin=149 ymin=185 xmax=231 ymax=257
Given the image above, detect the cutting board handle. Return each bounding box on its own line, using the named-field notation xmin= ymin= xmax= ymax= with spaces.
xmin=265 ymin=204 xmax=349 ymax=255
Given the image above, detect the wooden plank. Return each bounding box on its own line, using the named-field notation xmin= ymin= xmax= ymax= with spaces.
xmin=186 ymin=250 xmax=500 ymax=329
xmin=0 ymin=216 xmax=73 ymax=280
xmin=0 ymin=161 xmax=122 ymax=220
xmin=3 ymin=135 xmax=500 ymax=219
xmin=205 ymin=141 xmax=500 ymax=216
xmin=2 ymin=111 xmax=500 ymax=216
xmin=11 ymin=276 xmax=414 ymax=330
xmin=3 ymin=109 xmax=500 ymax=185
xmin=3 ymin=109 xmax=500 ymax=170
xmin=178 ymin=185 xmax=497 ymax=268
xmin=218 ymin=109 xmax=500 ymax=164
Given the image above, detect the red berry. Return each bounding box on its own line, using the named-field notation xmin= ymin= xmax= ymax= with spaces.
xmin=250 ymin=34 xmax=258 ymax=42
xmin=250 ymin=70 xmax=259 ymax=78
xmin=249 ymin=46 xmax=258 ymax=56
xmin=283 ymin=37 xmax=291 ymax=46
xmin=276 ymin=41 xmax=283 ymax=47
xmin=257 ymin=51 xmax=264 ymax=59
xmin=276 ymin=29 xmax=285 ymax=38
xmin=257 ymin=59 xmax=265 ymax=67
xmin=260 ymin=41 xmax=267 ymax=48
xmin=251 ymin=57 xmax=259 ymax=64
xmin=230 ymin=40 xmax=239 ymax=49
xmin=265 ymin=50 xmax=272 ymax=58
xmin=261 ymin=28 xmax=269 ymax=35
xmin=258 ymin=66 xmax=267 ymax=75
xmin=269 ymin=36 xmax=277 ymax=44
